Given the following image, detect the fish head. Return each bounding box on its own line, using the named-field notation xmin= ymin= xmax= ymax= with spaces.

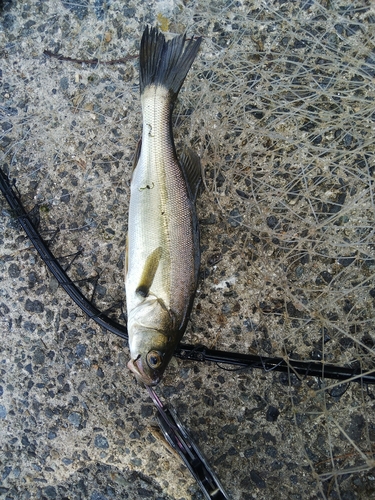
xmin=127 ymin=328 xmax=174 ymax=386
xmin=127 ymin=296 xmax=179 ymax=385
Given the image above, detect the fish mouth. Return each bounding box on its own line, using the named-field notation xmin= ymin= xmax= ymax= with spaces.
xmin=127 ymin=356 xmax=160 ymax=386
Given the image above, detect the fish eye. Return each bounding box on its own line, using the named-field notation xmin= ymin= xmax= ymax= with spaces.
xmin=146 ymin=350 xmax=162 ymax=369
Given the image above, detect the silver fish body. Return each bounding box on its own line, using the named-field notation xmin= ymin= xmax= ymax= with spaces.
xmin=125 ymin=27 xmax=202 ymax=386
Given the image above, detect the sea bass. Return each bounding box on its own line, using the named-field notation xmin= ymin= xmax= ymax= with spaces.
xmin=125 ymin=26 xmax=202 ymax=386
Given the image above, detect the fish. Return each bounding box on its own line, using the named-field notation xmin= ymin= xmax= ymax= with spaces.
xmin=125 ymin=26 xmax=202 ymax=386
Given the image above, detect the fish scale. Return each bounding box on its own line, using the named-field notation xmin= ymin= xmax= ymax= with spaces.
xmin=128 ymin=85 xmax=194 ymax=319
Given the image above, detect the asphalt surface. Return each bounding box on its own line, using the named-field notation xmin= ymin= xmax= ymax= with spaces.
xmin=1 ymin=1 xmax=375 ymax=499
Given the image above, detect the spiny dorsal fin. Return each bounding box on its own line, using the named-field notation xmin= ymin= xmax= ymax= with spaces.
xmin=136 ymin=246 xmax=162 ymax=297
xmin=180 ymin=148 xmax=201 ymax=202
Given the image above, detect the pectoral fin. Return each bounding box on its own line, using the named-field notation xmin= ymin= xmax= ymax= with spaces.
xmin=136 ymin=246 xmax=162 ymax=297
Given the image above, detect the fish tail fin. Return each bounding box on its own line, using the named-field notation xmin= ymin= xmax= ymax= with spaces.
xmin=139 ymin=26 xmax=202 ymax=99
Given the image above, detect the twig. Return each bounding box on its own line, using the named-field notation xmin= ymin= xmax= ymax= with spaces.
xmin=43 ymin=49 xmax=137 ymax=66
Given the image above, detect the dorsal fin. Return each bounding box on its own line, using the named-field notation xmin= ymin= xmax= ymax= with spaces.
xmin=180 ymin=148 xmax=201 ymax=202
xmin=135 ymin=246 xmax=163 ymax=297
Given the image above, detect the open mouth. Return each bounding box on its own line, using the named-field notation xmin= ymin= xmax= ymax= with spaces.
xmin=127 ymin=357 xmax=160 ymax=386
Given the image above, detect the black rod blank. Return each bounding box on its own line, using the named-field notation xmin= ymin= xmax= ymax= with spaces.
xmin=1 ymin=168 xmax=374 ymax=386
xmin=0 ymin=168 xmax=128 ymax=341
xmin=175 ymin=344 xmax=375 ymax=385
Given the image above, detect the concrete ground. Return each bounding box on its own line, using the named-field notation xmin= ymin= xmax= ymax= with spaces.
xmin=1 ymin=1 xmax=374 ymax=499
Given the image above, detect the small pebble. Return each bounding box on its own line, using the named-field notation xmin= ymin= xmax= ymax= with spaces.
xmin=0 ymin=405 xmax=7 ymax=419
xmin=250 ymin=470 xmax=266 ymax=489
xmin=266 ymin=406 xmax=280 ymax=422
xmin=25 ymin=299 xmax=44 ymax=313
xmin=68 ymin=412 xmax=82 ymax=428
xmin=228 ymin=208 xmax=242 ymax=227
xmin=43 ymin=486 xmax=57 ymax=499
xmin=8 ymin=263 xmax=20 ymax=278
xmin=94 ymin=434 xmax=109 ymax=449
xmin=266 ymin=215 xmax=279 ymax=229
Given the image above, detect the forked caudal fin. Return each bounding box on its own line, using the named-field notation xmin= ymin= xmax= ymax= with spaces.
xmin=139 ymin=26 xmax=202 ymax=99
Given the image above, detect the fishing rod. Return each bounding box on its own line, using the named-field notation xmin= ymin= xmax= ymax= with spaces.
xmin=147 ymin=385 xmax=230 ymax=500
xmin=2 ymin=166 xmax=374 ymax=499
xmin=1 ymin=167 xmax=374 ymax=386
xmin=1 ymin=166 xmax=231 ymax=499
xmin=175 ymin=344 xmax=375 ymax=386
